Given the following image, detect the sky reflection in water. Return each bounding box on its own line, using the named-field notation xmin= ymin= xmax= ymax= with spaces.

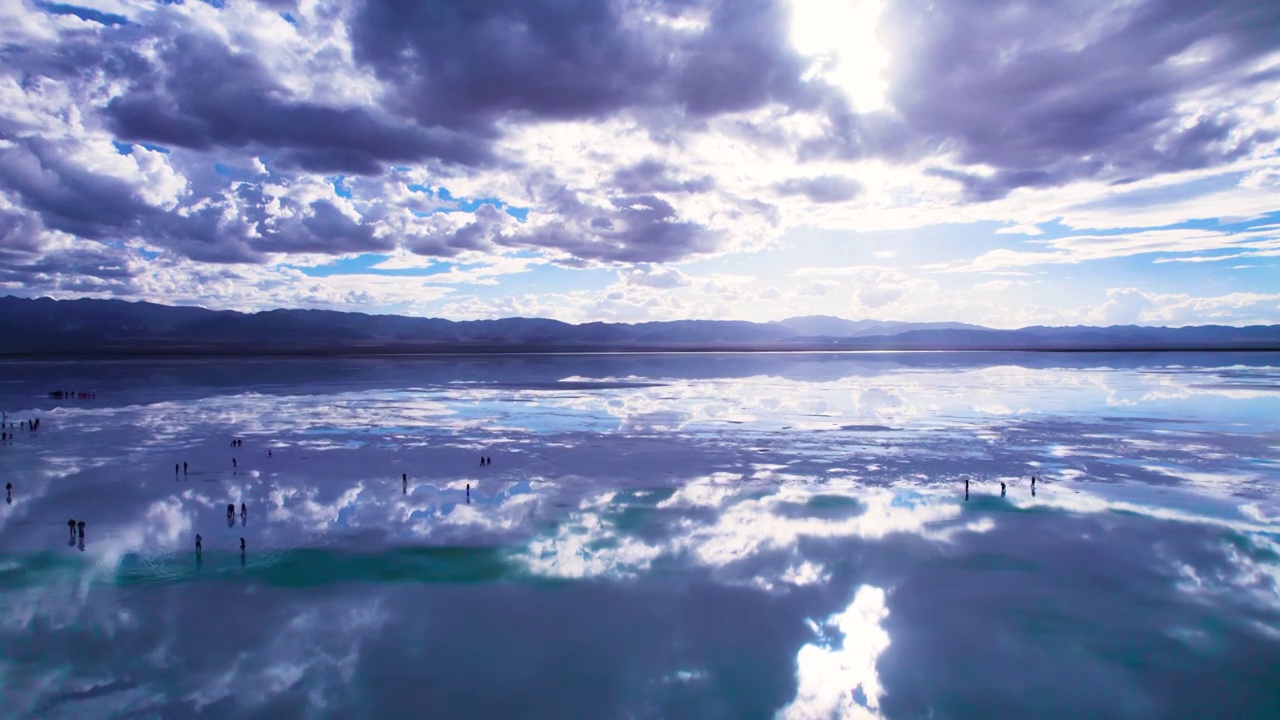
xmin=0 ymin=353 xmax=1278 ymax=719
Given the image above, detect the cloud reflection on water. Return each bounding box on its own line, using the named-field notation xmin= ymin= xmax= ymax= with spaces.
xmin=1 ymin=354 xmax=1279 ymax=718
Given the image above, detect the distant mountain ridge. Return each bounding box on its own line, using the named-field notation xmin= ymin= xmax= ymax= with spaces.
xmin=1 ymin=296 xmax=1278 ymax=355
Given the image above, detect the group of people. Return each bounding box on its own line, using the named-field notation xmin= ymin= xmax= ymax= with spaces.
xmin=1 ymin=415 xmax=40 ymax=443
xmin=964 ymin=475 xmax=1039 ymax=500
xmin=479 ymin=456 xmax=493 ymax=465
xmin=66 ymin=518 xmax=86 ymax=550
xmin=48 ymin=390 xmax=95 ymax=400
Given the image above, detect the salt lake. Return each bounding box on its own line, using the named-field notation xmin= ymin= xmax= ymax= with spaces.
xmin=1 ymin=352 xmax=1278 ymax=719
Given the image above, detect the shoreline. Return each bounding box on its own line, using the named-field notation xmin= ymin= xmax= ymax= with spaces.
xmin=4 ymin=344 xmax=1280 ymax=359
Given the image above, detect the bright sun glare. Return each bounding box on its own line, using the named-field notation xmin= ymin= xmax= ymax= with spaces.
xmin=789 ymin=0 xmax=891 ymax=112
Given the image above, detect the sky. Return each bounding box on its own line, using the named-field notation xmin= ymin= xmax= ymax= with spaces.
xmin=0 ymin=0 xmax=1278 ymax=328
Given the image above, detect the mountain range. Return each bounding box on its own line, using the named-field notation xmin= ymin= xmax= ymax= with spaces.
xmin=1 ymin=296 xmax=1278 ymax=355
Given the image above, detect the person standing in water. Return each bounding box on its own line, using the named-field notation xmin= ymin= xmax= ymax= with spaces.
xmin=466 ymin=483 xmax=470 ymax=503
xmin=1000 ymin=481 xmax=1006 ymax=496
xmin=183 ymin=462 xmax=188 ymax=475
xmin=195 ymin=534 xmax=202 ymax=556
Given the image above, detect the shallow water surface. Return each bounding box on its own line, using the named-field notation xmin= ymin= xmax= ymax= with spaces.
xmin=1 ymin=352 xmax=1279 ymax=718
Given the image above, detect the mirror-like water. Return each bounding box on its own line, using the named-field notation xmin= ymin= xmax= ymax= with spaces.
xmin=1 ymin=352 xmax=1278 ymax=719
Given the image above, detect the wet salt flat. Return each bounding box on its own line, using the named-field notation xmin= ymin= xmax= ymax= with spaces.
xmin=1 ymin=352 xmax=1279 ymax=719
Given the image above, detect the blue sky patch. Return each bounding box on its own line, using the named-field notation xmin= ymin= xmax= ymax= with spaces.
xmin=406 ymin=184 xmax=529 ymax=221
xmin=296 ymin=255 xmax=459 ymax=278
xmin=35 ymin=1 xmax=129 ymax=25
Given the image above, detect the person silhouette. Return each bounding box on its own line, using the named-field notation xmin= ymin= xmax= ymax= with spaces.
xmin=1031 ymin=475 xmax=1037 ymax=489
xmin=479 ymin=455 xmax=484 ymax=466
xmin=402 ymin=473 xmax=407 ymax=494
xmin=241 ymin=502 xmax=246 ymax=517
xmin=232 ymin=458 xmax=237 ymax=471
xmin=183 ymin=461 xmax=188 ymax=475
xmin=77 ymin=520 xmax=85 ymax=538
xmin=227 ymin=503 xmax=235 ymax=517
xmin=195 ymin=533 xmax=203 ymax=556
xmin=1000 ymin=481 xmax=1006 ymax=496
xmin=67 ymin=518 xmax=76 ymax=538
xmin=5 ymin=482 xmax=10 ymax=504
xmin=466 ymin=482 xmax=470 ymax=504
xmin=240 ymin=537 xmax=246 ymax=553
xmin=175 ymin=463 xmax=180 ymax=475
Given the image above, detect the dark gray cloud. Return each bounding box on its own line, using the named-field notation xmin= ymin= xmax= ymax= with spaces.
xmin=350 ymin=0 xmax=820 ymax=129
xmin=866 ymin=0 xmax=1280 ymax=199
xmin=774 ymin=175 xmax=863 ymax=203
xmin=406 ymin=187 xmax=721 ymax=264
xmin=612 ymin=160 xmax=716 ymax=195
xmin=105 ymin=31 xmax=491 ymax=174
xmin=512 ymin=190 xmax=721 ymax=265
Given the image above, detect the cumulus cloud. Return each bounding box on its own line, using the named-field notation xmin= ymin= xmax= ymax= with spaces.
xmin=622 ymin=264 xmax=692 ymax=289
xmin=1088 ymin=287 xmax=1280 ymax=326
xmin=0 ymin=0 xmax=1277 ymax=321
xmin=877 ymin=0 xmax=1280 ymax=198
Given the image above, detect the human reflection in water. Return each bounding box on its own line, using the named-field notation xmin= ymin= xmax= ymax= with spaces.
xmin=1032 ymin=486 xmax=1037 ymax=498
xmin=67 ymin=519 xmax=77 ymax=547
xmin=5 ymin=482 xmax=11 ymax=504
xmin=402 ymin=473 xmax=407 ymax=494
xmin=240 ymin=537 xmax=246 ymax=566
xmin=77 ymin=521 xmax=86 ymax=551
xmin=240 ymin=502 xmax=247 ymax=526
